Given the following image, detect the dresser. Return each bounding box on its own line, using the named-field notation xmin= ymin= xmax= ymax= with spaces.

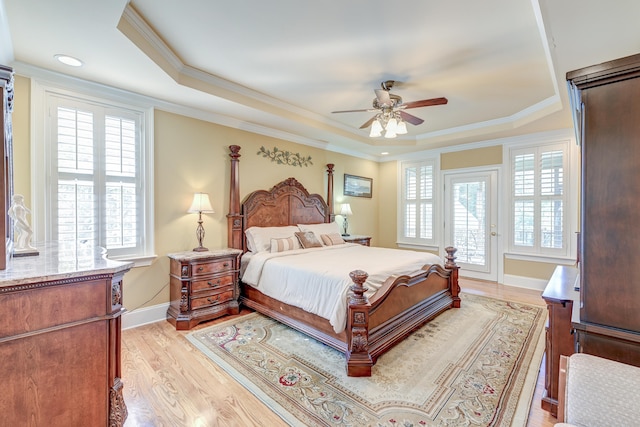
xmin=0 ymin=243 xmax=133 ymax=426
xmin=567 ymin=53 xmax=640 ymax=367
xmin=342 ymin=234 xmax=371 ymax=246
xmin=167 ymin=248 xmax=242 ymax=330
xmin=541 ymin=265 xmax=579 ymax=416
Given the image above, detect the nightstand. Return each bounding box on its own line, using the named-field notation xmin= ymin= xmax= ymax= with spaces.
xmin=166 ymin=248 xmax=242 ymax=330
xmin=342 ymin=234 xmax=371 ymax=246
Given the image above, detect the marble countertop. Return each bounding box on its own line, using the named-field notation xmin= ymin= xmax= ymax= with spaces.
xmin=167 ymin=248 xmax=243 ymax=261
xmin=0 ymin=242 xmax=134 ymax=288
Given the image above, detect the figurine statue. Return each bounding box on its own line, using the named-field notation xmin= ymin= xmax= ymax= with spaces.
xmin=8 ymin=194 xmax=37 ymax=255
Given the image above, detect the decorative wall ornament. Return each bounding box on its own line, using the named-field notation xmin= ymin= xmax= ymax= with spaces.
xmin=257 ymin=146 xmax=313 ymax=167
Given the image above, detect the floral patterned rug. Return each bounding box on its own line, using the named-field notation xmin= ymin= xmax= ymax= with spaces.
xmin=186 ymin=293 xmax=545 ymax=427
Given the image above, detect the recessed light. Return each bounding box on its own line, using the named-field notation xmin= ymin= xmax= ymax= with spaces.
xmin=54 ymin=54 xmax=83 ymax=67
xmin=381 ymin=152 xmax=389 ymax=155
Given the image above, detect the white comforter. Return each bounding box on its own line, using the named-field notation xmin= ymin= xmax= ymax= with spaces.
xmin=241 ymin=244 xmax=442 ymax=333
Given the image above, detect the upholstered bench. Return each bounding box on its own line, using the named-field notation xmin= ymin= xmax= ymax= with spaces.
xmin=555 ymin=353 xmax=640 ymax=427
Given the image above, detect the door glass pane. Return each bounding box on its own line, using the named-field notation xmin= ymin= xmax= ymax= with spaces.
xmin=453 ymin=180 xmax=486 ymax=266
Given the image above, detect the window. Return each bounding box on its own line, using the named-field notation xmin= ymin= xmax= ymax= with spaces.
xmin=399 ymin=159 xmax=437 ymax=246
xmin=34 ymin=85 xmax=154 ymax=263
xmin=510 ymin=143 xmax=567 ymax=256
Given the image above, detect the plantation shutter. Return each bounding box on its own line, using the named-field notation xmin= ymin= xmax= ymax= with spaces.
xmin=52 ymin=99 xmax=143 ymax=258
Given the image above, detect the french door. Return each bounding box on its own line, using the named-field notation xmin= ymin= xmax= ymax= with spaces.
xmin=444 ymin=169 xmax=499 ymax=281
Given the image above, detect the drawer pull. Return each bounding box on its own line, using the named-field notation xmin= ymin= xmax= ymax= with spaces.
xmin=207 ymin=280 xmax=221 ymax=287
xmin=197 ymin=267 xmax=204 ymax=272
xmin=223 ymin=262 xmax=230 ymax=267
xmin=207 ymin=296 xmax=220 ymax=304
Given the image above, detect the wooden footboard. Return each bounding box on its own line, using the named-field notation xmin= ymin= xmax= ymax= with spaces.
xmin=345 ymin=246 xmax=460 ymax=376
xmin=240 ymin=247 xmax=460 ymax=377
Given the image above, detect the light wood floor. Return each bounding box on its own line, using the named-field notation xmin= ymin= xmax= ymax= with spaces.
xmin=122 ymin=278 xmax=556 ymax=426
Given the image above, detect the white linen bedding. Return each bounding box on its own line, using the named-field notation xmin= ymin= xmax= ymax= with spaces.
xmin=241 ymin=244 xmax=442 ymax=333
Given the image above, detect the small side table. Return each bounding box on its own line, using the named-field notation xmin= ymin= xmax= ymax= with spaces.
xmin=342 ymin=234 xmax=371 ymax=246
xmin=167 ymin=248 xmax=242 ymax=330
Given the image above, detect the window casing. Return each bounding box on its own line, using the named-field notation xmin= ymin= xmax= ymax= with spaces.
xmin=509 ymin=142 xmax=568 ymax=256
xmin=33 ymin=84 xmax=154 ymax=263
xmin=399 ymin=159 xmax=437 ymax=247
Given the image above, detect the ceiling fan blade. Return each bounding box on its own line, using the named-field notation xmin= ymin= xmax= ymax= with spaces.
xmin=332 ymin=108 xmax=371 ymax=113
xmin=359 ymin=116 xmax=377 ymax=129
xmin=399 ymin=111 xmax=424 ymax=126
xmin=374 ymin=89 xmax=392 ymax=106
xmin=402 ymin=97 xmax=448 ymax=109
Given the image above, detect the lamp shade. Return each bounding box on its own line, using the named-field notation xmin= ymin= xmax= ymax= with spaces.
xmin=396 ymin=120 xmax=408 ymax=135
xmin=369 ymin=118 xmax=383 ymax=137
xmin=340 ymin=203 xmax=353 ymax=216
xmin=187 ymin=192 xmax=215 ymax=213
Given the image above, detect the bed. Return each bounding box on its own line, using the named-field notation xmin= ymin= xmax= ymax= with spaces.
xmin=226 ymin=145 xmax=460 ymax=376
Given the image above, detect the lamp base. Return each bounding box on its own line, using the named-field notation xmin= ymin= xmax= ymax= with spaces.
xmin=341 ymin=234 xmax=350 ymax=237
xmin=193 ymin=246 xmax=209 ymax=252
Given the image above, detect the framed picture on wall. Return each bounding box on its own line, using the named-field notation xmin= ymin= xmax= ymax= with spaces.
xmin=344 ymin=174 xmax=372 ymax=198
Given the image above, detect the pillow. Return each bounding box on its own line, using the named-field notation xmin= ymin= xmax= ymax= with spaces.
xmin=295 ymin=231 xmax=323 ymax=249
xmin=245 ymin=225 xmax=299 ymax=252
xmin=298 ymin=222 xmax=342 ymax=245
xmin=270 ymin=236 xmax=300 ymax=253
xmin=321 ymin=233 xmax=345 ymax=246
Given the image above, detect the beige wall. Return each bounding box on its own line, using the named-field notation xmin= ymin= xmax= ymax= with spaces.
xmin=441 ymin=145 xmax=503 ymax=169
xmin=11 ymin=74 xmax=565 ymax=312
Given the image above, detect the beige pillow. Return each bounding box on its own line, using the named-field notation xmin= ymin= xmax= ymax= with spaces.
xmin=270 ymin=236 xmax=300 ymax=253
xmin=321 ymin=233 xmax=345 ymax=246
xmin=295 ymin=231 xmax=323 ymax=249
xmin=298 ymin=222 xmax=341 ymax=245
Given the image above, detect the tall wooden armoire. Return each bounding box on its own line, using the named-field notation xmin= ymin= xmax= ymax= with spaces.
xmin=567 ymin=54 xmax=640 ymax=365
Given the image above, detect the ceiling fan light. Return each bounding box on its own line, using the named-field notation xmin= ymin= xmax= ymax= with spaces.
xmin=384 ymin=127 xmax=397 ymax=138
xmin=386 ymin=117 xmax=398 ymax=132
xmin=369 ymin=119 xmax=383 ymax=137
xmin=396 ymin=120 xmax=408 ymax=134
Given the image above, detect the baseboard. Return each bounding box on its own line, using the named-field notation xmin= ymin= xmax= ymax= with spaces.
xmin=503 ymin=274 xmax=548 ymax=291
xmin=122 ymin=302 xmax=169 ymax=330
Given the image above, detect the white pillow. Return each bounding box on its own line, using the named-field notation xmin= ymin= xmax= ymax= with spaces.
xmin=245 ymin=225 xmax=300 ymax=252
xmin=298 ymin=222 xmax=342 ymax=245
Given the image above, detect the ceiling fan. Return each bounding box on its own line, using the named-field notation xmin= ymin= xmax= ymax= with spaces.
xmin=332 ymin=80 xmax=448 ymax=138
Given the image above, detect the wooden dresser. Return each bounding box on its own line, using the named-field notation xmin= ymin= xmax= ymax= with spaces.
xmin=167 ymin=248 xmax=242 ymax=330
xmin=541 ymin=265 xmax=579 ymax=416
xmin=567 ymin=53 xmax=640 ymax=367
xmin=0 ymin=243 xmax=133 ymax=426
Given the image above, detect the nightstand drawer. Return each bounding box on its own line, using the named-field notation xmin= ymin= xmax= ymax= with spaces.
xmin=192 ymin=274 xmax=234 ymax=293
xmin=191 ymin=289 xmax=234 ymax=310
xmin=193 ymin=258 xmax=235 ymax=276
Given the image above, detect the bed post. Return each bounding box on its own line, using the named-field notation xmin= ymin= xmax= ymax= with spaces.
xmin=227 ymin=145 xmax=243 ymax=250
xmin=326 ymin=163 xmax=335 ymax=222
xmin=346 ymin=270 xmax=373 ymax=377
xmin=445 ymin=246 xmax=461 ymax=308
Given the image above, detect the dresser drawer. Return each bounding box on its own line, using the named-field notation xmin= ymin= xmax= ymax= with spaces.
xmin=192 ymin=258 xmax=235 ymax=276
xmin=191 ymin=274 xmax=234 ymax=293
xmin=191 ymin=289 xmax=234 ymax=310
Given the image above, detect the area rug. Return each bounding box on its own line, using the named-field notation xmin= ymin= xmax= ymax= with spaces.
xmin=186 ymin=293 xmax=546 ymax=427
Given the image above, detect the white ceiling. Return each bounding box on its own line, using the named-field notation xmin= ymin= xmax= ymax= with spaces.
xmin=2 ymin=0 xmax=640 ymax=159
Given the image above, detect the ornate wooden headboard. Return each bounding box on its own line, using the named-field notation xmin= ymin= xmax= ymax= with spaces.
xmin=227 ymin=145 xmax=335 ymax=252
